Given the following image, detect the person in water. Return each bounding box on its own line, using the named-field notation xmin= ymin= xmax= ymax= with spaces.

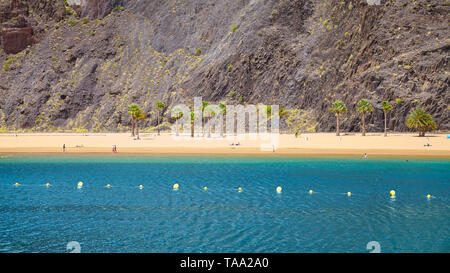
xmin=364 ymin=153 xmax=368 ymax=159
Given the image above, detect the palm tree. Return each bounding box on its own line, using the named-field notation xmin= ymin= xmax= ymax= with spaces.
xmin=279 ymin=107 xmax=289 ymax=119
xmin=134 ymin=108 xmax=147 ymax=139
xmin=156 ymin=100 xmax=165 ymax=135
xmin=203 ymin=105 xmax=217 ymax=138
xmin=277 ymin=107 xmax=289 ymax=134
xmin=406 ymin=108 xmax=437 ymax=137
xmin=264 ymin=105 xmax=272 ymax=132
xmin=266 ymin=105 xmax=272 ymax=116
xmin=329 ymin=100 xmax=348 ymax=136
xmin=356 ymin=99 xmax=374 ymax=136
xmin=171 ymin=106 xmax=184 ymax=136
xmin=127 ymin=103 xmax=141 ymax=137
xmin=218 ymin=102 xmax=227 ymax=137
xmin=381 ymin=101 xmax=392 ymax=137
xmin=190 ymin=112 xmax=197 ymax=138
xmin=201 ymin=101 xmax=209 ymax=136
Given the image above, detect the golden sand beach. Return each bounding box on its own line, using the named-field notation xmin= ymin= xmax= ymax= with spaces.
xmin=0 ymin=132 xmax=449 ymax=158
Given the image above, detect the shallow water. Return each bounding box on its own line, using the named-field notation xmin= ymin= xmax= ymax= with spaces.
xmin=0 ymin=155 xmax=449 ymax=253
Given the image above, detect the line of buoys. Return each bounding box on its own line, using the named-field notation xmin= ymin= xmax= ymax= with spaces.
xmin=9 ymin=182 xmax=431 ymax=201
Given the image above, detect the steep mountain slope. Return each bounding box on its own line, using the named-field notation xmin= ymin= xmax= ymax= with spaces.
xmin=0 ymin=0 xmax=448 ymax=132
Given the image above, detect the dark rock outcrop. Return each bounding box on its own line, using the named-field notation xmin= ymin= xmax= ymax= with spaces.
xmin=1 ymin=27 xmax=35 ymax=54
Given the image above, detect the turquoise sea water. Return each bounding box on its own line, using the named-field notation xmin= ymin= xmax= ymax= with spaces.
xmin=0 ymin=155 xmax=449 ymax=253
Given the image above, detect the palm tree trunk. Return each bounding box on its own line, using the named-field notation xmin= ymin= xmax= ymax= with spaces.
xmin=175 ymin=118 xmax=179 ymax=136
xmin=131 ymin=119 xmax=135 ymax=137
xmin=384 ymin=111 xmax=387 ymax=137
xmin=208 ymin=117 xmax=211 ymax=138
xmin=136 ymin=120 xmax=139 ymax=139
xmin=191 ymin=122 xmax=194 ymax=138
xmin=362 ymin=113 xmax=366 ymax=136
xmin=336 ymin=113 xmax=340 ymax=136
xmin=157 ymin=110 xmax=160 ymax=135
xmin=202 ymin=117 xmax=206 ymax=137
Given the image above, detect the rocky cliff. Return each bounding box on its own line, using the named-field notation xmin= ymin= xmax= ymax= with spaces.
xmin=0 ymin=0 xmax=448 ymax=133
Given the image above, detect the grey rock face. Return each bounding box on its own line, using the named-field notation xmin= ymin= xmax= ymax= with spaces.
xmin=0 ymin=0 xmax=448 ymax=132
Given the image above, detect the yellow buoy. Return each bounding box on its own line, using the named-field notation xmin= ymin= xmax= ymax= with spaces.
xmin=238 ymin=187 xmax=242 ymax=192
xmin=426 ymin=194 xmax=431 ymax=199
xmin=139 ymin=185 xmax=143 ymax=189
xmin=276 ymin=186 xmax=282 ymax=193
xmin=46 ymin=183 xmax=51 ymax=187
xmin=347 ymin=192 xmax=351 ymax=196
xmin=309 ymin=189 xmax=313 ymax=194
xmin=173 ymin=184 xmax=179 ymax=190
xmin=203 ymin=186 xmax=208 ymax=191
xmin=14 ymin=182 xmax=19 ymax=187
xmin=390 ymin=190 xmax=396 ymax=197
xmin=106 ymin=184 xmax=111 ymax=188
xmin=77 ymin=182 xmax=83 ymax=188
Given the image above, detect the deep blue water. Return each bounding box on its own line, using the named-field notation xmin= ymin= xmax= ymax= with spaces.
xmin=0 ymin=155 xmax=449 ymax=253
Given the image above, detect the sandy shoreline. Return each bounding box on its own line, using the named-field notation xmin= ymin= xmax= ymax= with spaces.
xmin=0 ymin=132 xmax=449 ymax=158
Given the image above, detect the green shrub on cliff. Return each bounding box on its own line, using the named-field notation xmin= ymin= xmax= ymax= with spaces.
xmin=68 ymin=19 xmax=78 ymax=27
xmin=3 ymin=56 xmax=14 ymax=72
xmin=3 ymin=63 xmax=10 ymax=72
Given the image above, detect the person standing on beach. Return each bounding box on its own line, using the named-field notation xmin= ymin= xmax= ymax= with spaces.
xmin=63 ymin=144 xmax=66 ymax=152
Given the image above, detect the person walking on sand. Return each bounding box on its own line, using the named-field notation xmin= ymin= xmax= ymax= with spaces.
xmin=63 ymin=144 xmax=66 ymax=152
